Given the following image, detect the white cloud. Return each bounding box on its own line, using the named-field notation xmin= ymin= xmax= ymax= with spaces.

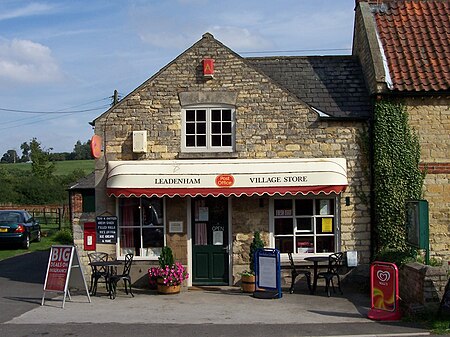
xmin=207 ymin=26 xmax=272 ymax=51
xmin=0 ymin=3 xmax=54 ymax=21
xmin=0 ymin=39 xmax=63 ymax=84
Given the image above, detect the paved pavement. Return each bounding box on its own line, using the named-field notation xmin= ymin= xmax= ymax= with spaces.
xmin=4 ymin=284 xmax=431 ymax=336
xmin=0 ymin=251 xmax=433 ymax=336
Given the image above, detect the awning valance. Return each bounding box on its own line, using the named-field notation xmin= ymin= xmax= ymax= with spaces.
xmin=106 ymin=158 xmax=348 ymax=198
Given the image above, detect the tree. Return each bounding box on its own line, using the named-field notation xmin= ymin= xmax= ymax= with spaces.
xmin=29 ymin=138 xmax=55 ymax=178
xmin=1 ymin=149 xmax=19 ymax=163
xmin=20 ymin=142 xmax=31 ymax=162
xmin=72 ymin=140 xmax=92 ymax=160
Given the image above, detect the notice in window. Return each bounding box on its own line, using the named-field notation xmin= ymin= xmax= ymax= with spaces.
xmin=213 ymin=230 xmax=223 ymax=245
xmin=198 ymin=207 xmax=209 ymax=221
xmin=322 ymin=218 xmax=332 ymax=233
xmin=319 ymin=200 xmax=330 ymax=215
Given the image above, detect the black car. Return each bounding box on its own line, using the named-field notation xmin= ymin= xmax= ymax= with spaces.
xmin=0 ymin=210 xmax=41 ymax=249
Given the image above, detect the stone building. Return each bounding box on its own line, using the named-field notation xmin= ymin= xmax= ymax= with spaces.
xmin=84 ymin=32 xmax=372 ymax=287
xmin=353 ymin=0 xmax=450 ymax=263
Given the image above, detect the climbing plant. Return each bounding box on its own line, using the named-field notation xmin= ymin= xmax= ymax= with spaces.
xmin=373 ymin=99 xmax=424 ymax=254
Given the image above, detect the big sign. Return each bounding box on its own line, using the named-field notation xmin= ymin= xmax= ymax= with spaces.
xmin=44 ymin=246 xmax=73 ymax=292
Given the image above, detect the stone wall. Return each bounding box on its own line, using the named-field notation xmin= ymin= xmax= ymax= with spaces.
xmin=399 ymin=262 xmax=448 ymax=311
xmin=406 ymin=97 xmax=450 ymax=265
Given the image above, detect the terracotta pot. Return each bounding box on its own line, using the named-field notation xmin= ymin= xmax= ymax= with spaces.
xmin=241 ymin=274 xmax=256 ymax=293
xmin=157 ymin=278 xmax=181 ymax=294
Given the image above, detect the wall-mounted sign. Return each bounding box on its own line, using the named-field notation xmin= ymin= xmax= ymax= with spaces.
xmin=96 ymin=216 xmax=117 ymax=244
xmin=169 ymin=221 xmax=183 ymax=233
xmin=203 ymin=58 xmax=214 ymax=77
xmin=90 ymin=134 xmax=102 ymax=159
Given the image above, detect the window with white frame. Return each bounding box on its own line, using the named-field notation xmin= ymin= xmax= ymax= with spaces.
xmin=118 ymin=197 xmax=164 ymax=258
xmin=182 ymin=106 xmax=235 ymax=152
xmin=271 ymin=197 xmax=337 ymax=254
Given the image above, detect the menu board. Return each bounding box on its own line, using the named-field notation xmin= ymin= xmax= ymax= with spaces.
xmin=96 ymin=216 xmax=117 ymax=244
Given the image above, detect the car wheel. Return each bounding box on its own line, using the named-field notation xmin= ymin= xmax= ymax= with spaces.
xmin=22 ymin=235 xmax=30 ymax=249
xmin=36 ymin=230 xmax=41 ymax=242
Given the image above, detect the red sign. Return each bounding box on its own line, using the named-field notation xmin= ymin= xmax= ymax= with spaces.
xmin=203 ymin=58 xmax=214 ymax=77
xmin=90 ymin=134 xmax=102 ymax=159
xmin=368 ymin=261 xmax=401 ymax=321
xmin=215 ymin=174 xmax=234 ymax=187
xmin=44 ymin=246 xmax=73 ymax=292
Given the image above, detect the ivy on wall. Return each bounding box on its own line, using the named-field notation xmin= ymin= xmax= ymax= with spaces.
xmin=373 ymin=99 xmax=424 ymax=253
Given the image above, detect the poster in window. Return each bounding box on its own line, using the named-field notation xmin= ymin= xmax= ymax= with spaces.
xmin=213 ymin=230 xmax=223 ymax=245
xmin=319 ymin=200 xmax=330 ymax=215
xmin=322 ymin=218 xmax=333 ymax=233
xmin=198 ymin=207 xmax=209 ymax=221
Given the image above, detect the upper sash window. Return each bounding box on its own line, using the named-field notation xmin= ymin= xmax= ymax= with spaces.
xmin=182 ymin=106 xmax=235 ymax=152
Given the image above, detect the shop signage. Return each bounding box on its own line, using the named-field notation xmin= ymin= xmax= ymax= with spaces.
xmin=254 ymin=248 xmax=282 ymax=299
xmin=215 ymin=174 xmax=234 ymax=187
xmin=368 ymin=261 xmax=401 ymax=321
xmin=96 ymin=216 xmax=117 ymax=244
xmin=42 ymin=245 xmax=90 ymax=308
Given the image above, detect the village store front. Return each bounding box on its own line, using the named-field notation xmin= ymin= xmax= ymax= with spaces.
xmin=105 ymin=158 xmax=347 ymax=286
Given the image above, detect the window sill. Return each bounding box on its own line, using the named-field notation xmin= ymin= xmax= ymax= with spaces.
xmin=178 ymin=152 xmax=239 ymax=159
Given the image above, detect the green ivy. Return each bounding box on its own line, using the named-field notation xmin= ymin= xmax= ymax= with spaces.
xmin=373 ymin=100 xmax=424 ymax=253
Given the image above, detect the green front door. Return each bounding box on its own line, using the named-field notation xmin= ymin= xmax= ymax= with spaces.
xmin=192 ymin=196 xmax=229 ymax=285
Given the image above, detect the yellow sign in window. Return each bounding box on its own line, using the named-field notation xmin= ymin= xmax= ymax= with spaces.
xmin=322 ymin=218 xmax=333 ymax=233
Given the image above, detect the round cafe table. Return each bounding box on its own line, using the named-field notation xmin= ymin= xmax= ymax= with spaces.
xmin=304 ymin=256 xmax=330 ymax=294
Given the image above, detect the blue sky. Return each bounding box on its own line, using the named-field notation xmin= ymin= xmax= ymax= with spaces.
xmin=0 ymin=0 xmax=356 ymax=156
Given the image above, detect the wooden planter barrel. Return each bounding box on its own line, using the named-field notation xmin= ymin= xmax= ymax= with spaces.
xmin=241 ymin=274 xmax=256 ymax=293
xmin=157 ymin=278 xmax=181 ymax=294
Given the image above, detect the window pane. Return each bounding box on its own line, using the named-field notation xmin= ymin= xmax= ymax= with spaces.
xmin=119 ymin=227 xmax=139 ymax=256
xmin=316 ymin=236 xmax=334 ymax=253
xmin=275 ymin=218 xmax=293 ymax=234
xmin=143 ymin=228 xmax=164 ymax=249
xmin=211 ymin=122 xmax=221 ymax=134
xmin=197 ymin=109 xmax=206 ymax=121
xmin=275 ymin=237 xmax=293 ymax=253
xmin=211 ymin=135 xmax=221 ymax=146
xmin=197 ymin=122 xmax=206 ymax=134
xmin=142 ymin=198 xmax=163 ymax=226
xmin=186 ymin=123 xmax=195 ymax=134
xmin=296 ymin=218 xmax=312 ymax=232
xmin=186 ymin=135 xmax=195 ymax=147
xmin=211 ymin=109 xmax=221 ymax=121
xmin=186 ymin=110 xmax=195 ymax=122
xmin=316 ymin=199 xmax=334 ymax=215
xmin=316 ymin=217 xmax=334 ymax=234
xmin=222 ymin=122 xmax=232 ymax=133
xmin=222 ymin=135 xmax=231 ymax=146
xmin=295 ymin=199 xmax=313 ymax=215
xmin=223 ymin=109 xmax=231 ymax=121
xmin=296 ymin=237 xmax=314 ymax=254
xmin=197 ymin=135 xmax=206 ymax=147
xmin=274 ymin=199 xmax=292 ymax=216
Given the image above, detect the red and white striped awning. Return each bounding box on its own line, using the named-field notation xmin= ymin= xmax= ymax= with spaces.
xmin=106 ymin=158 xmax=348 ymax=198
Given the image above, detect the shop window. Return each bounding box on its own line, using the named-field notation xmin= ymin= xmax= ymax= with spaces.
xmin=182 ymin=106 xmax=235 ymax=152
xmin=118 ymin=197 xmax=164 ymax=259
xmin=272 ymin=197 xmax=337 ymax=255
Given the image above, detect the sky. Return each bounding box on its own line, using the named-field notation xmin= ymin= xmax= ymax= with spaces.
xmin=0 ymin=0 xmax=356 ymax=156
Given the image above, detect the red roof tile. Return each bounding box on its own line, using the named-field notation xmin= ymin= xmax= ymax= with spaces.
xmin=373 ymin=0 xmax=450 ymax=91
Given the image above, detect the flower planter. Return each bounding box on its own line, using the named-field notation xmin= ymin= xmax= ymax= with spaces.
xmin=241 ymin=274 xmax=256 ymax=293
xmin=157 ymin=278 xmax=181 ymax=295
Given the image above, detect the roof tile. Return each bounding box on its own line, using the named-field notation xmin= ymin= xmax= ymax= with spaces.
xmin=373 ymin=0 xmax=450 ymax=92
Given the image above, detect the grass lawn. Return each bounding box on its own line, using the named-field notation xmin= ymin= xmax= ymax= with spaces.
xmin=0 ymin=160 xmax=94 ymax=176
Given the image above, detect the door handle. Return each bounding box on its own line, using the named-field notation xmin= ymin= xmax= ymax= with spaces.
xmin=222 ymin=246 xmax=229 ymax=253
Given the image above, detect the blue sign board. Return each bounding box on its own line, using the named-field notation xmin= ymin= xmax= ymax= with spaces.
xmin=254 ymin=248 xmax=282 ymax=299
